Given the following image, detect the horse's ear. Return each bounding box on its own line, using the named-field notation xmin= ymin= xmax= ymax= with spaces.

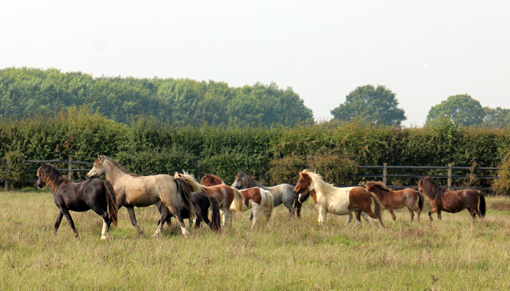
xmin=40 ymin=161 xmax=44 ymax=166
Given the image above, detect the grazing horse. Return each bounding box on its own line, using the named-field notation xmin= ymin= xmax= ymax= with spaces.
xmin=418 ymin=176 xmax=486 ymax=221
xmin=229 ymin=187 xmax=274 ymax=229
xmin=155 ymin=190 xmax=221 ymax=233
xmin=174 ymin=172 xmax=244 ymax=226
xmin=293 ymin=170 xmax=384 ymax=228
xmin=222 ymin=172 xmax=305 ymax=218
xmin=86 ymin=155 xmax=194 ymax=237
xmin=36 ymin=163 xmax=117 ymax=239
xmin=365 ymin=181 xmax=424 ymax=222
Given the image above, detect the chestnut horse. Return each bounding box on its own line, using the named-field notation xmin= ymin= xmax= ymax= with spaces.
xmin=365 ymin=181 xmax=424 ymax=222
xmin=418 ymin=176 xmax=486 ymax=221
xmin=229 ymin=187 xmax=274 ymax=229
xmin=86 ymin=155 xmax=194 ymax=237
xmin=36 ymin=163 xmax=118 ymax=239
xmin=174 ymin=172 xmax=243 ymax=226
xmin=293 ymin=170 xmax=384 ymax=227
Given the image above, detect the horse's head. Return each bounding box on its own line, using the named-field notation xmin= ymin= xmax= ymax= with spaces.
xmin=231 ymin=172 xmax=244 ymax=189
xmin=35 ymin=162 xmax=49 ymax=189
xmin=86 ymin=155 xmax=106 ymax=179
xmin=365 ymin=181 xmax=376 ymax=192
xmin=293 ymin=172 xmax=313 ymax=202
xmin=36 ymin=162 xmax=63 ymax=190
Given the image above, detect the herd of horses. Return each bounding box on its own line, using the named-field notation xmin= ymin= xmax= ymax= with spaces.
xmin=34 ymin=155 xmax=487 ymax=239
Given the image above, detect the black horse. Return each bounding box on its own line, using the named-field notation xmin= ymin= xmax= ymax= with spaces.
xmin=155 ymin=189 xmax=221 ymax=233
xmin=36 ymin=163 xmax=118 ymax=239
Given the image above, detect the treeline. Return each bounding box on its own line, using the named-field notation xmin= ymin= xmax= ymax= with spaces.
xmin=0 ymin=67 xmax=313 ymax=127
xmin=2 ymin=109 xmax=510 ymax=193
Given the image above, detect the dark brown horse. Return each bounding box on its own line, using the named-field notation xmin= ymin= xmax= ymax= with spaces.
xmin=365 ymin=181 xmax=424 ymax=222
xmin=36 ymin=163 xmax=118 ymax=239
xmin=418 ymin=176 xmax=486 ymax=221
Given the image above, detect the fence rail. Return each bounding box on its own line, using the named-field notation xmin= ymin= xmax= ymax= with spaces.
xmin=1 ymin=159 xmax=502 ymax=192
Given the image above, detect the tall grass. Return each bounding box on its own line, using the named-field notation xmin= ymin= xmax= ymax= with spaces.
xmin=1 ymin=191 xmax=509 ymax=290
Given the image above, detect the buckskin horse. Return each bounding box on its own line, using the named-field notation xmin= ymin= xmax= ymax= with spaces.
xmin=365 ymin=181 xmax=424 ymax=222
xmin=293 ymin=170 xmax=384 ymax=228
xmin=418 ymin=176 xmax=486 ymax=221
xmin=36 ymin=162 xmax=118 ymax=239
xmin=174 ymin=172 xmax=244 ymax=226
xmin=86 ymin=155 xmax=194 ymax=237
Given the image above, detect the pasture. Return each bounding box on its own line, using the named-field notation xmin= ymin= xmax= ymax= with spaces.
xmin=1 ymin=190 xmax=510 ymax=290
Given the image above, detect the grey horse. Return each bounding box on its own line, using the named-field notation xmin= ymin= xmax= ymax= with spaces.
xmin=231 ymin=172 xmax=308 ymax=218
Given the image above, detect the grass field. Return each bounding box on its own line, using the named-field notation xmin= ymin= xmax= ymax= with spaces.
xmin=1 ymin=189 xmax=510 ymax=290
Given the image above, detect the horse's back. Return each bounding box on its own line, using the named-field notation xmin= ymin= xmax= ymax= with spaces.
xmin=57 ymin=179 xmax=106 ymax=212
xmin=121 ymin=174 xmax=176 ymax=207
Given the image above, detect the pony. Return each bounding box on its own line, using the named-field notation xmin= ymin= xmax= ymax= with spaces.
xmin=86 ymin=155 xmax=194 ymax=237
xmin=365 ymin=181 xmax=424 ymax=222
xmin=418 ymin=176 xmax=486 ymax=221
xmin=215 ymin=172 xmax=305 ymax=218
xmin=200 ymin=173 xmax=225 ymax=186
xmin=229 ymin=187 xmax=274 ymax=229
xmin=155 ymin=190 xmax=221 ymax=233
xmin=174 ymin=172 xmax=244 ymax=226
xmin=293 ymin=170 xmax=384 ymax=227
xmin=36 ymin=162 xmax=117 ymax=239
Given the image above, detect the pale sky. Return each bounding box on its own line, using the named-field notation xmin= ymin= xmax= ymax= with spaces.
xmin=1 ymin=0 xmax=509 ymax=126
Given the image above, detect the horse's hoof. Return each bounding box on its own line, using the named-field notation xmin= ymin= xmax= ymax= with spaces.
xmin=101 ymin=235 xmax=108 ymax=240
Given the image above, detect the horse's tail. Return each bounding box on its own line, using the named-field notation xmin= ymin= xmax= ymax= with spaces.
xmin=233 ymin=188 xmax=244 ymax=212
xmin=175 ymin=178 xmax=196 ymax=220
xmin=478 ymin=190 xmax=486 ymax=217
xmin=103 ymin=180 xmax=118 ymax=226
xmin=265 ymin=191 xmax=274 ymax=221
xmin=417 ymin=191 xmax=424 ymax=211
xmin=207 ymin=195 xmax=221 ymax=233
xmin=370 ymin=192 xmax=385 ymax=227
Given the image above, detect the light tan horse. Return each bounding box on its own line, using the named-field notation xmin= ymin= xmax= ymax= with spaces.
xmin=86 ymin=155 xmax=194 ymax=236
xmin=174 ymin=172 xmax=243 ymax=226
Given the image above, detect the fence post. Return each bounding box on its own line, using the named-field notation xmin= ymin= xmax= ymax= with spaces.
xmin=448 ymin=163 xmax=452 ymax=190
xmin=4 ymin=180 xmax=8 ymax=192
xmin=383 ymin=163 xmax=387 ymax=186
xmin=68 ymin=157 xmax=73 ymax=180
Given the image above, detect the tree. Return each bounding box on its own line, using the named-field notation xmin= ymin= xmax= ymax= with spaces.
xmin=426 ymin=94 xmax=485 ymax=127
xmin=330 ymin=84 xmax=406 ymax=126
xmin=482 ymin=107 xmax=510 ymax=128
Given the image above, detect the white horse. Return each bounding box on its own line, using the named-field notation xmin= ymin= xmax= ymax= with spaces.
xmin=229 ymin=187 xmax=274 ymax=229
xmin=293 ymin=170 xmax=384 ymax=228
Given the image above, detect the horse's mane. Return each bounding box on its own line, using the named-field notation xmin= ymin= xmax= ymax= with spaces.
xmin=38 ymin=163 xmax=67 ymax=190
xmin=238 ymin=172 xmax=261 ymax=188
xmin=176 ymin=171 xmax=204 ymax=192
xmin=420 ymin=177 xmax=444 ymax=200
xmin=366 ymin=181 xmax=390 ymax=192
xmin=302 ymin=169 xmax=336 ymax=195
xmin=100 ymin=155 xmax=138 ymax=177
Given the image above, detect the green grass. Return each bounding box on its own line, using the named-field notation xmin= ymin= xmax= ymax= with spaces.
xmin=1 ymin=191 xmax=509 ymax=290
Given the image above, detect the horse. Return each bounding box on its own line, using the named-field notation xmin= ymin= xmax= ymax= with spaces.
xmin=418 ymin=176 xmax=486 ymax=221
xmin=200 ymin=173 xmax=225 ymax=186
xmin=293 ymin=170 xmax=384 ymax=228
xmin=86 ymin=155 xmax=194 ymax=237
xmin=36 ymin=162 xmax=118 ymax=239
xmin=174 ymin=172 xmax=244 ymax=226
xmin=365 ymin=181 xmax=424 ymax=222
xmin=155 ymin=190 xmax=222 ymax=233
xmin=207 ymin=172 xmax=305 ymax=218
xmin=229 ymin=186 xmax=274 ymax=229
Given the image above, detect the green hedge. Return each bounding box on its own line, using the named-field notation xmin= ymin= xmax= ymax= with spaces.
xmin=1 ymin=109 xmax=509 ymax=190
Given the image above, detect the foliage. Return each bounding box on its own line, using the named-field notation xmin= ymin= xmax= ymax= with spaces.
xmin=0 ymin=67 xmax=313 ymax=127
xmin=426 ymin=94 xmax=485 ymax=127
xmin=0 ymin=150 xmax=26 ymax=186
xmin=492 ymin=155 xmax=510 ymax=195
xmin=330 ymin=84 xmax=407 ymax=126
xmin=482 ymin=107 xmax=510 ymax=128
xmin=266 ymin=155 xmax=305 ymax=185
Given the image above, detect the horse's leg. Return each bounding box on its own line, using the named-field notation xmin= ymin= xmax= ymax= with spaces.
xmin=90 ymin=205 xmax=111 ymax=240
xmin=250 ymin=204 xmax=260 ymax=229
xmin=54 ymin=211 xmax=64 ymax=235
xmin=361 ymin=207 xmax=383 ymax=228
xmin=345 ymin=213 xmax=353 ymax=225
xmin=437 ymin=209 xmax=442 ymax=220
xmin=126 ymin=206 xmax=144 ymax=236
xmin=407 ymin=207 xmax=415 ymax=223
xmin=354 ymin=211 xmax=362 ymax=228
xmin=361 ymin=211 xmax=371 ymax=225
xmin=428 ymin=208 xmax=437 ymax=221
xmin=60 ymin=207 xmax=79 ymax=238
xmin=317 ymin=206 xmax=327 ymax=225
xmin=468 ymin=208 xmax=477 ymax=221
xmin=296 ymin=200 xmax=302 ymax=218
xmin=388 ymin=207 xmax=397 ymax=221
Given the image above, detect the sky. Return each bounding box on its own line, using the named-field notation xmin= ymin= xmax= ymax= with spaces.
xmin=1 ymin=0 xmax=509 ymax=126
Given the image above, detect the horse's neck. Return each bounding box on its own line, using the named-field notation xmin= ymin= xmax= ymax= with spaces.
xmin=104 ymin=162 xmax=129 ymax=185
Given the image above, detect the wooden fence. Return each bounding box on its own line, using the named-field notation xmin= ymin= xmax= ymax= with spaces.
xmin=1 ymin=159 xmax=501 ymax=192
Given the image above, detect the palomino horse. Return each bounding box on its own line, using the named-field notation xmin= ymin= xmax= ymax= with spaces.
xmin=155 ymin=190 xmax=221 ymax=233
xmin=86 ymin=155 xmax=194 ymax=236
xmin=418 ymin=176 xmax=486 ymax=221
xmin=218 ymin=172 xmax=304 ymax=218
xmin=36 ymin=163 xmax=117 ymax=239
xmin=174 ymin=172 xmax=243 ymax=226
xmin=365 ymin=181 xmax=424 ymax=222
xmin=293 ymin=170 xmax=384 ymax=227
xmin=229 ymin=187 xmax=274 ymax=229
